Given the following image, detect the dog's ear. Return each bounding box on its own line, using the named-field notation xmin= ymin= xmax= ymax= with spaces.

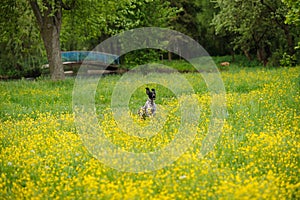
xmin=146 ymin=87 xmax=150 ymax=95
xmin=151 ymin=89 xmax=156 ymax=99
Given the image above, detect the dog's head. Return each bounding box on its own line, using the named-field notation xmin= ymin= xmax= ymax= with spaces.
xmin=146 ymin=87 xmax=156 ymax=100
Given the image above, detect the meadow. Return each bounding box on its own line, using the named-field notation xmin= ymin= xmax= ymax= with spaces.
xmin=0 ymin=65 xmax=299 ymax=199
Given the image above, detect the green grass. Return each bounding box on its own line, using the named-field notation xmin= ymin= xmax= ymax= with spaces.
xmin=0 ymin=65 xmax=299 ymax=199
xmin=0 ymin=78 xmax=74 ymax=120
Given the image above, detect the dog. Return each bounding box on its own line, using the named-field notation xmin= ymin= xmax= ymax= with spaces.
xmin=138 ymin=88 xmax=156 ymax=119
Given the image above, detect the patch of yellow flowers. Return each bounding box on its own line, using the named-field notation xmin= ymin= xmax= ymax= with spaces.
xmin=0 ymin=67 xmax=299 ymax=199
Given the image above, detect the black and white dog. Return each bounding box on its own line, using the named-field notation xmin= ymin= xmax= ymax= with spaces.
xmin=138 ymin=88 xmax=156 ymax=119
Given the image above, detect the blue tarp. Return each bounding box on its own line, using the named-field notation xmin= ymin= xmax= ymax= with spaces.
xmin=61 ymin=51 xmax=119 ymax=64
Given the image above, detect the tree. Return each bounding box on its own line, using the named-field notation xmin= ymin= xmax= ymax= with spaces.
xmin=260 ymin=0 xmax=296 ymax=56
xmin=282 ymin=0 xmax=300 ymax=25
xmin=112 ymin=0 xmax=180 ymax=64
xmin=60 ymin=0 xmax=116 ymax=51
xmin=61 ymin=0 xmax=180 ymax=64
xmin=167 ymin=0 xmax=230 ymax=56
xmin=1 ymin=0 xmax=179 ymax=79
xmin=28 ymin=0 xmax=76 ymax=80
xmin=212 ymin=0 xmax=298 ymax=66
xmin=282 ymin=0 xmax=300 ymax=49
xmin=0 ymin=0 xmax=45 ymax=78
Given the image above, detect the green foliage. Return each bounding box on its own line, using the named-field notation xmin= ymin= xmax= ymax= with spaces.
xmin=60 ymin=0 xmax=112 ymax=51
xmin=61 ymin=0 xmax=179 ymax=51
xmin=282 ymin=0 xmax=300 ymax=25
xmin=169 ymin=0 xmax=229 ymax=56
xmin=266 ymin=50 xmax=283 ymax=67
xmin=113 ymin=0 xmax=180 ymax=65
xmin=122 ymin=49 xmax=161 ymax=66
xmin=280 ymin=52 xmax=297 ymax=67
xmin=1 ymin=0 xmax=299 ymax=79
xmin=212 ymin=0 xmax=298 ymax=65
xmin=0 ymin=0 xmax=180 ymax=78
xmin=282 ymin=0 xmax=300 ymax=50
xmin=113 ymin=0 xmax=179 ymax=29
xmin=267 ymin=49 xmax=300 ymax=67
xmin=60 ymin=0 xmax=179 ymax=65
xmin=0 ymin=0 xmax=45 ymax=78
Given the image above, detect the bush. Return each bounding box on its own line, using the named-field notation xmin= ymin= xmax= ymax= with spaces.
xmin=267 ymin=51 xmax=282 ymax=67
xmin=0 ymin=57 xmax=44 ymax=79
xmin=121 ymin=49 xmax=161 ymax=68
xmin=280 ymin=52 xmax=297 ymax=67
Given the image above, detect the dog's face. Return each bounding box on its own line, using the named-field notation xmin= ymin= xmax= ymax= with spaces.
xmin=146 ymin=88 xmax=156 ymax=100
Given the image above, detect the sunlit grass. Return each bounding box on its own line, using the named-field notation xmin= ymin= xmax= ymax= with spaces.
xmin=0 ymin=66 xmax=299 ymax=199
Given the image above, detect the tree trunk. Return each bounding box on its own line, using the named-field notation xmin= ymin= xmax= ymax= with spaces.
xmin=168 ymin=51 xmax=172 ymax=61
xmin=29 ymin=0 xmax=65 ymax=80
xmin=283 ymin=25 xmax=295 ymax=56
xmin=41 ymin=21 xmax=65 ymax=80
xmin=230 ymin=50 xmax=235 ymax=62
xmin=242 ymin=49 xmax=252 ymax=61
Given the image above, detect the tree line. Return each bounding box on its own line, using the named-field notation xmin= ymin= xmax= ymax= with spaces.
xmin=0 ymin=0 xmax=299 ymax=80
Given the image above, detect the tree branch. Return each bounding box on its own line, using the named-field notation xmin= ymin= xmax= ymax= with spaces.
xmin=60 ymin=0 xmax=76 ymax=10
xmin=260 ymin=0 xmax=286 ymax=27
xmin=29 ymin=0 xmax=43 ymax=28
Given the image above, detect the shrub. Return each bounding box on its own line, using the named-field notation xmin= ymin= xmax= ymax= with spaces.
xmin=280 ymin=52 xmax=297 ymax=67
